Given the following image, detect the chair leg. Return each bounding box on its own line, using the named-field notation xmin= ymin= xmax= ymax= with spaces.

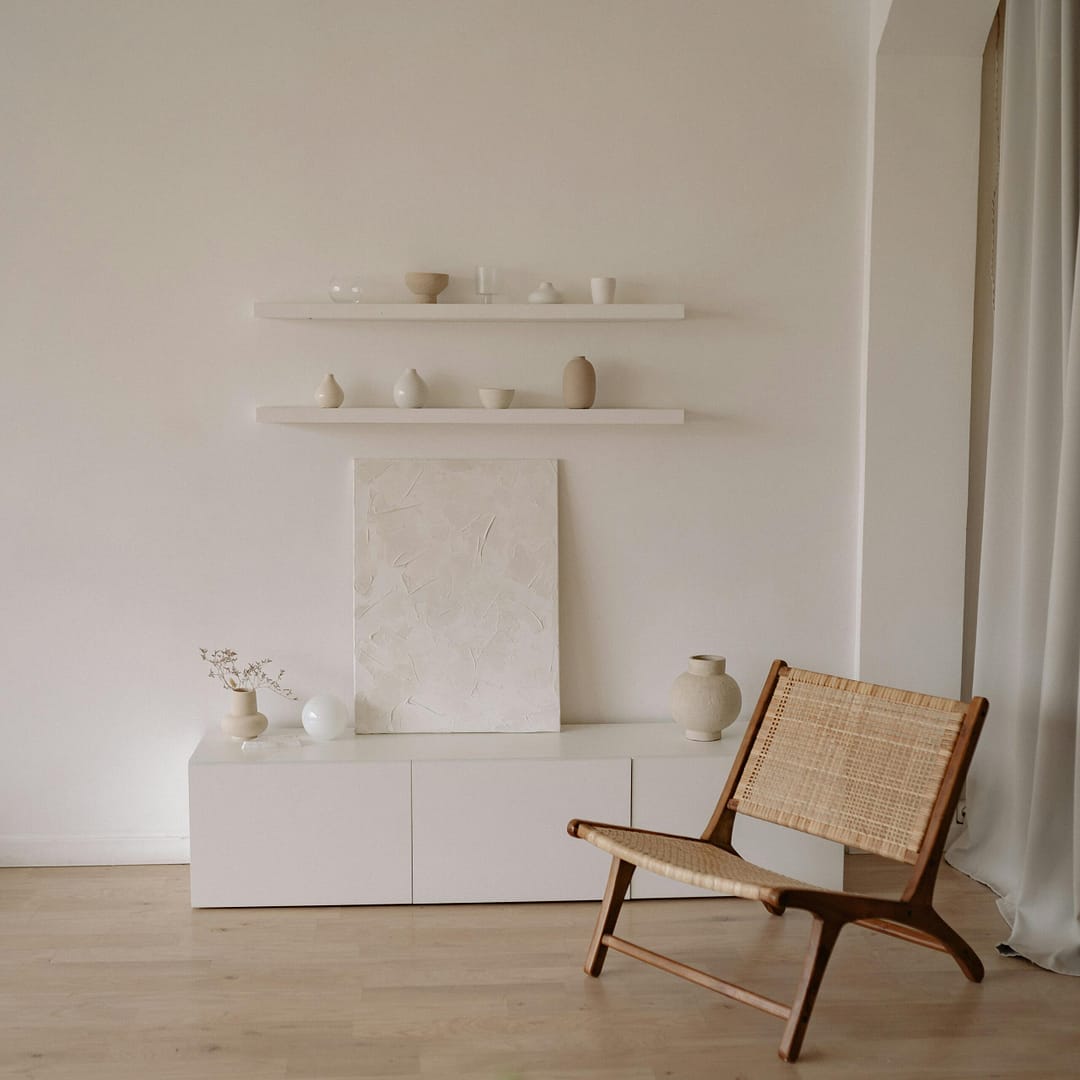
xmin=584 ymin=857 xmax=635 ymax=977
xmin=921 ymin=909 xmax=984 ymax=982
xmin=778 ymin=916 xmax=842 ymax=1063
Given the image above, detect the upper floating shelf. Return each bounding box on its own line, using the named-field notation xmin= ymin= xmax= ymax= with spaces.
xmin=254 ymin=302 xmax=685 ymax=322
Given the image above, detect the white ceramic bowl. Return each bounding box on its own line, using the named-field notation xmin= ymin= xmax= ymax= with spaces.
xmin=478 ymin=387 xmax=515 ymax=409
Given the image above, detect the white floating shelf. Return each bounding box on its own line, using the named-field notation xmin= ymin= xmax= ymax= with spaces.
xmin=256 ymin=407 xmax=685 ymax=425
xmin=254 ymin=302 xmax=685 ymax=321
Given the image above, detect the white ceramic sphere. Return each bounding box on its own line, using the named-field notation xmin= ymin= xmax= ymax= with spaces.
xmin=301 ymin=695 xmax=349 ymax=741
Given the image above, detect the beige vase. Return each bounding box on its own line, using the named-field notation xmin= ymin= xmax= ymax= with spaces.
xmin=563 ymin=355 xmax=596 ymax=409
xmin=393 ymin=367 xmax=428 ymax=408
xmin=221 ymin=688 xmax=268 ymax=740
xmin=314 ymin=373 xmax=344 ymax=408
xmin=670 ymin=655 xmax=741 ymax=742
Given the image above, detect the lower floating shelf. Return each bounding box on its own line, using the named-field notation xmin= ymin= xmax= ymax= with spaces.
xmin=254 ymin=302 xmax=685 ymax=321
xmin=255 ymin=407 xmax=685 ymax=425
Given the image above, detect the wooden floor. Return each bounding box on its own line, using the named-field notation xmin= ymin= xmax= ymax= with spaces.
xmin=2 ymin=856 xmax=1076 ymax=1079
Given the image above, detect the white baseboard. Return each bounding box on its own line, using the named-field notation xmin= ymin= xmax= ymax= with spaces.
xmin=0 ymin=835 xmax=190 ymax=867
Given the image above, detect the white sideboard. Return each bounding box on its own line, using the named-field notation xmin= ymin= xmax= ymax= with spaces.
xmin=188 ymin=722 xmax=843 ymax=908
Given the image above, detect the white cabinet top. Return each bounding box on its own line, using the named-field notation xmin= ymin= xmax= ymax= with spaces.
xmin=189 ymin=720 xmax=748 ymax=766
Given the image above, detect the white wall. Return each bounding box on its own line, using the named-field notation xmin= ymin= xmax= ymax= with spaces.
xmin=0 ymin=0 xmax=869 ymax=864
xmin=855 ymin=0 xmax=996 ymax=697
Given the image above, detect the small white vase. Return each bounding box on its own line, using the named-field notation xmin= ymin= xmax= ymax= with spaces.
xmin=393 ymin=368 xmax=427 ymax=408
xmin=528 ymin=281 xmax=563 ymax=304
xmin=221 ymin=689 xmax=269 ymax=741
xmin=314 ymin=373 xmax=345 ymax=408
xmin=670 ymin=655 xmax=741 ymax=742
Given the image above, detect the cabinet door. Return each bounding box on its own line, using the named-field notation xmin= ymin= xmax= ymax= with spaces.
xmin=189 ymin=761 xmax=412 ymax=907
xmin=412 ymin=758 xmax=629 ymax=903
xmin=630 ymin=757 xmax=844 ymax=898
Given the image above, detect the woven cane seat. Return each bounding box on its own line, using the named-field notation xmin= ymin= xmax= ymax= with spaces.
xmin=575 ymin=824 xmax=819 ymax=900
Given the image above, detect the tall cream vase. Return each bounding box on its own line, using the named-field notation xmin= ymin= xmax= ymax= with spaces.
xmin=670 ymin=655 xmax=741 ymax=742
xmin=221 ymin=688 xmax=268 ymax=740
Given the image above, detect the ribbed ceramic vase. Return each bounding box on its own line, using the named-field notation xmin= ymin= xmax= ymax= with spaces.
xmin=563 ymin=355 xmax=596 ymax=409
xmin=221 ymin=689 xmax=268 ymax=741
xmin=670 ymin=655 xmax=741 ymax=742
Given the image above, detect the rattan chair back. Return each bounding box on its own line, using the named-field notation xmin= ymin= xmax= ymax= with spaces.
xmin=729 ymin=667 xmax=967 ymax=863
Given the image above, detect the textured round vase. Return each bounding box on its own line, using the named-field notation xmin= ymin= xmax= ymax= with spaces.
xmin=563 ymin=355 xmax=596 ymax=409
xmin=314 ymin=373 xmax=344 ymax=408
xmin=221 ymin=689 xmax=269 ymax=741
xmin=670 ymin=655 xmax=741 ymax=742
xmin=393 ymin=368 xmax=427 ymax=408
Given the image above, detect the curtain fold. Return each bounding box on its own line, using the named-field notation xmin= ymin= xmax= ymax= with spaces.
xmin=946 ymin=0 xmax=1080 ymax=975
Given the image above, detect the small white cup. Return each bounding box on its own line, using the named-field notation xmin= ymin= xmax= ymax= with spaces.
xmin=591 ymin=276 xmax=616 ymax=304
xmin=478 ymin=387 xmax=515 ymax=409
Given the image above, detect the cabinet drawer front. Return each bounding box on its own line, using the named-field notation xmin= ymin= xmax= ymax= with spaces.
xmin=189 ymin=761 xmax=412 ymax=907
xmin=412 ymin=758 xmax=629 ymax=903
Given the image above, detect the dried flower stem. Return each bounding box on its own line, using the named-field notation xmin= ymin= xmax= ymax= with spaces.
xmin=199 ymin=648 xmax=297 ymax=699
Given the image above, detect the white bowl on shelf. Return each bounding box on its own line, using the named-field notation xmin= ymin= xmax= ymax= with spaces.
xmin=478 ymin=388 xmax=515 ymax=409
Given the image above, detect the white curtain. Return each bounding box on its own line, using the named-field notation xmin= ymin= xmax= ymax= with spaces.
xmin=947 ymin=0 xmax=1080 ymax=975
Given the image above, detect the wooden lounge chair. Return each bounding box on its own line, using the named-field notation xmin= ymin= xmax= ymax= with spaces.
xmin=568 ymin=659 xmax=988 ymax=1063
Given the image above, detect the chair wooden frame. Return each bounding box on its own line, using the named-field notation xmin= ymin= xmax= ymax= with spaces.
xmin=568 ymin=659 xmax=989 ymax=1063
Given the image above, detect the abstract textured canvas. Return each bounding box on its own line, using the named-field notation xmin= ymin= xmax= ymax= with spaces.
xmin=354 ymin=460 xmax=560 ymax=733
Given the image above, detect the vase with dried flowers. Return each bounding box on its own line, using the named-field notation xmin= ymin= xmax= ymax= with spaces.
xmin=200 ymin=648 xmax=298 ymax=740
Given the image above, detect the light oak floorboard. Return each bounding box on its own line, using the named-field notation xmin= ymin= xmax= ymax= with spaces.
xmin=1 ymin=856 xmax=1076 ymax=1078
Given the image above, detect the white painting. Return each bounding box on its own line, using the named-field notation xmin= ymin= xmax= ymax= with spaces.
xmin=354 ymin=460 xmax=560 ymax=733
